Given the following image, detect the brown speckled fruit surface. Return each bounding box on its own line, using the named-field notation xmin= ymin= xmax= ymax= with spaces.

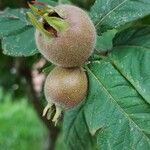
xmin=35 ymin=4 xmax=96 ymax=67
xmin=44 ymin=67 xmax=88 ymax=108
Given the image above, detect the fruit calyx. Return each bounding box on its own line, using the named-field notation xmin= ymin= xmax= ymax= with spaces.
xmin=27 ymin=2 xmax=69 ymax=38
xmin=43 ymin=103 xmax=63 ymax=126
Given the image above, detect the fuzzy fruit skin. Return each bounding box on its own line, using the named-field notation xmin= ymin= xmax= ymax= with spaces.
xmin=44 ymin=67 xmax=88 ymax=108
xmin=35 ymin=4 xmax=96 ymax=68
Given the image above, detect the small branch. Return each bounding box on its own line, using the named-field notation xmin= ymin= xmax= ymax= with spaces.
xmin=17 ymin=58 xmax=59 ymax=150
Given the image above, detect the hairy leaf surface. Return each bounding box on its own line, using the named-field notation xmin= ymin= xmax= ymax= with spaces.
xmin=91 ymin=0 xmax=150 ymax=34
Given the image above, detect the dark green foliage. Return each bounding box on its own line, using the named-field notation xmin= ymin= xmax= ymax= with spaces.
xmin=70 ymin=0 xmax=95 ymax=10
xmin=0 ymin=8 xmax=38 ymax=56
xmin=0 ymin=100 xmax=47 ymax=150
xmin=0 ymin=0 xmax=28 ymax=9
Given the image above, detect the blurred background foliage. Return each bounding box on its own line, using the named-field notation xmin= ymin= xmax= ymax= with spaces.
xmin=0 ymin=0 xmax=27 ymax=9
xmin=0 ymin=0 xmax=96 ymax=150
xmin=0 ymin=94 xmax=47 ymax=150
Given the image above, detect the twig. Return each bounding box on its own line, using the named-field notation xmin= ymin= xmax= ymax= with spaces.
xmin=17 ymin=58 xmax=59 ymax=150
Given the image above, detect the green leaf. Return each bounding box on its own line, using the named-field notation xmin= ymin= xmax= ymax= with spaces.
xmin=58 ymin=0 xmax=71 ymax=4
xmin=0 ymin=8 xmax=38 ymax=56
xmin=41 ymin=0 xmax=57 ymax=5
xmin=110 ymin=26 xmax=150 ymax=104
xmin=96 ymin=29 xmax=117 ymax=52
xmin=2 ymin=26 xmax=37 ymax=56
xmin=69 ymin=0 xmax=95 ymax=10
xmin=90 ymin=0 xmax=150 ymax=34
xmin=113 ymin=26 xmax=150 ymax=48
xmin=63 ymin=27 xmax=150 ymax=148
xmin=0 ymin=18 xmax=26 ymax=37
xmin=140 ymin=15 xmax=150 ymax=25
xmin=0 ymin=8 xmax=29 ymax=37
xmin=63 ymin=103 xmax=95 ymax=150
xmin=63 ymin=58 xmax=150 ymax=149
xmin=85 ymin=60 xmax=150 ymax=149
xmin=55 ymin=132 xmax=68 ymax=150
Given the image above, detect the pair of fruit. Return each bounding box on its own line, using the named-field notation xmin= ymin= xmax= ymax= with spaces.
xmin=28 ymin=3 xmax=96 ymax=124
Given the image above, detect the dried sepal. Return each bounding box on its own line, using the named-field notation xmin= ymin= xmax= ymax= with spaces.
xmin=42 ymin=103 xmax=62 ymax=125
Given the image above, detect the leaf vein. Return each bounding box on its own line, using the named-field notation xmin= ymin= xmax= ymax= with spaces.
xmin=95 ymin=0 xmax=128 ymax=28
xmin=87 ymin=66 xmax=150 ymax=142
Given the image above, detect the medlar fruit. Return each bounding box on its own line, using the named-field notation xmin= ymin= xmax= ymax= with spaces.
xmin=43 ymin=66 xmax=88 ymax=124
xmin=44 ymin=66 xmax=87 ymax=108
xmin=35 ymin=4 xmax=96 ymax=67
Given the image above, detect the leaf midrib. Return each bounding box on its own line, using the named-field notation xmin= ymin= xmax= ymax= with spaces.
xmin=110 ymin=46 xmax=150 ymax=105
xmin=87 ymin=65 xmax=150 ymax=142
xmin=114 ymin=45 xmax=150 ymax=51
xmin=95 ymin=0 xmax=128 ymax=28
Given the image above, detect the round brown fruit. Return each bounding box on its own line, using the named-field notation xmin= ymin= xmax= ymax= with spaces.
xmin=44 ymin=67 xmax=88 ymax=108
xmin=35 ymin=4 xmax=96 ymax=68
